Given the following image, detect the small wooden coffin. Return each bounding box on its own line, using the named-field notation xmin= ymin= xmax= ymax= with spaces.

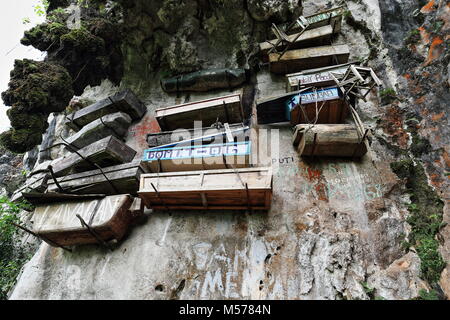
xmin=286 ymin=63 xmax=351 ymax=92
xmin=292 ymin=124 xmax=368 ymax=157
xmin=65 ymin=89 xmax=147 ymax=131
xmin=288 ymin=87 xmax=349 ymax=125
xmin=269 ymin=44 xmax=350 ymax=75
xmin=257 ymin=87 xmax=348 ymax=125
xmin=147 ymin=123 xmax=249 ymax=148
xmin=161 ymin=68 xmax=246 ymax=93
xmin=32 ymin=194 xmax=141 ymax=246
xmin=143 ymin=141 xmax=251 ymax=173
xmin=52 ymin=136 xmax=137 ymax=178
xmin=155 ymin=94 xmax=244 ymax=131
xmin=138 ymin=167 xmax=273 ymax=211
xmin=66 ymin=112 xmax=132 ymax=149
xmin=304 ymin=6 xmax=344 ymax=32
xmin=48 ymin=161 xmax=147 ymax=195
xmin=11 ymin=173 xmax=49 ymax=202
xmin=259 ymin=25 xmax=334 ymax=61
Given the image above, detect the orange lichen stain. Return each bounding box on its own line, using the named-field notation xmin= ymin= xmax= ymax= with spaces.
xmin=381 ymin=106 xmax=409 ymax=148
xmin=415 ymin=96 xmax=426 ymax=105
xmin=418 ymin=26 xmax=431 ymax=45
xmin=424 ymin=37 xmax=444 ymax=66
xmin=403 ymin=73 xmax=411 ymax=80
xmin=306 ymin=167 xmax=322 ymax=181
xmin=315 ymin=183 xmax=328 ymax=201
xmin=431 ymin=112 xmax=445 ymax=121
xmin=421 ymin=0 xmax=436 ymax=13
xmin=430 ymin=173 xmax=443 ymax=188
xmin=442 ymin=150 xmax=450 ymax=168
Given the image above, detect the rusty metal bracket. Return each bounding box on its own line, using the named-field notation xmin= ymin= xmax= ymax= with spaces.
xmin=11 ymin=222 xmax=72 ymax=252
xmin=76 ymin=214 xmax=112 ymax=251
xmin=47 ymin=165 xmax=65 ymax=193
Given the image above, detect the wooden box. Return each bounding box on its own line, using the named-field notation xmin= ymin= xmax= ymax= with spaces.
xmin=147 ymin=123 xmax=249 ymax=148
xmin=293 ymin=124 xmax=368 ymax=157
xmin=288 ymin=87 xmax=349 ymax=125
xmin=256 ymin=87 xmax=348 ymax=125
xmin=138 ymin=167 xmax=273 ymax=211
xmin=259 ymin=25 xmax=334 ymax=62
xmin=32 ymin=195 xmax=142 ymax=246
xmin=48 ymin=161 xmax=147 ymax=195
xmin=269 ymin=44 xmax=350 ymax=75
xmin=286 ymin=63 xmax=351 ymax=92
xmin=155 ymin=94 xmax=244 ymax=131
xmin=65 ymin=89 xmax=146 ymax=131
xmin=143 ymin=141 xmax=251 ymax=173
xmin=51 ymin=136 xmax=137 ymax=177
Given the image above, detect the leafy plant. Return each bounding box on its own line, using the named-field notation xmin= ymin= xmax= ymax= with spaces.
xmin=0 ymin=197 xmax=34 ymax=300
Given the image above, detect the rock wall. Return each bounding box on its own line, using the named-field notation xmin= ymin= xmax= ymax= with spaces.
xmin=7 ymin=0 xmax=449 ymax=299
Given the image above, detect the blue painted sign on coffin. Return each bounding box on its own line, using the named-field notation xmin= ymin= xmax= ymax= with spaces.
xmin=143 ymin=141 xmax=252 ymax=172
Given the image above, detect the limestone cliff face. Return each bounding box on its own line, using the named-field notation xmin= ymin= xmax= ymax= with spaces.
xmin=6 ymin=0 xmax=449 ymax=300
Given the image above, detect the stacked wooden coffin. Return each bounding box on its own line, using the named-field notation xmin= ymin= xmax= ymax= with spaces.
xmin=140 ymin=93 xmax=273 ymax=211
xmin=14 ymin=90 xmax=148 ymax=249
xmin=257 ymin=7 xmax=381 ymax=158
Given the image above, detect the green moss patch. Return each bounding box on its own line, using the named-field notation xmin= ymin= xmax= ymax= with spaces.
xmin=390 ymin=159 xmax=445 ymax=284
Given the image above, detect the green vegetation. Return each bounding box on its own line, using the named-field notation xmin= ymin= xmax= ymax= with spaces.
xmin=0 ymin=197 xmax=34 ymax=300
xmin=405 ymin=29 xmax=420 ymax=46
xmin=418 ymin=288 xmax=440 ymax=300
xmin=390 ymin=159 xmax=445 ymax=285
xmin=379 ymin=88 xmax=397 ymax=104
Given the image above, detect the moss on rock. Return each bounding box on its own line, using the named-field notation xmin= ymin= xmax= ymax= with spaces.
xmin=1 ymin=59 xmax=73 ymax=113
xmin=390 ymin=159 xmax=445 ymax=284
xmin=0 ymin=129 xmax=44 ymax=154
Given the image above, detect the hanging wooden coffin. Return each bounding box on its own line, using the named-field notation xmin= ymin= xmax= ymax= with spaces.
xmin=143 ymin=141 xmax=251 ymax=173
xmin=288 ymin=87 xmax=349 ymax=125
xmin=138 ymin=167 xmax=273 ymax=211
xmin=256 ymin=87 xmax=348 ymax=125
xmin=65 ymin=89 xmax=147 ymax=131
xmin=47 ymin=161 xmax=147 ymax=195
xmin=292 ymin=124 xmax=369 ymax=157
xmin=259 ymin=25 xmax=334 ymax=62
xmin=147 ymin=123 xmax=249 ymax=148
xmin=51 ymin=136 xmax=137 ymax=178
xmin=32 ymin=194 xmax=142 ymax=247
xmin=286 ymin=63 xmax=351 ymax=92
xmin=269 ymin=44 xmax=350 ymax=75
xmin=155 ymin=94 xmax=244 ymax=131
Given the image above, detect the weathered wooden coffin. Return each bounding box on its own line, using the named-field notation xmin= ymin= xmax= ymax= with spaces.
xmin=161 ymin=68 xmax=246 ymax=93
xmin=11 ymin=173 xmax=49 ymax=202
xmin=66 ymin=112 xmax=132 ymax=149
xmin=143 ymin=141 xmax=251 ymax=173
xmin=32 ymin=194 xmax=142 ymax=246
xmin=259 ymin=25 xmax=334 ymax=61
xmin=292 ymin=124 xmax=368 ymax=157
xmin=51 ymin=136 xmax=137 ymax=178
xmin=147 ymin=123 xmax=249 ymax=148
xmin=286 ymin=63 xmax=351 ymax=92
xmin=138 ymin=167 xmax=273 ymax=211
xmin=257 ymin=87 xmax=348 ymax=125
xmin=288 ymin=87 xmax=349 ymax=125
xmin=48 ymin=161 xmax=147 ymax=195
xmin=269 ymin=44 xmax=350 ymax=75
xmin=65 ymin=89 xmax=147 ymax=131
xmin=280 ymin=6 xmax=344 ymax=34
xmin=155 ymin=94 xmax=244 ymax=131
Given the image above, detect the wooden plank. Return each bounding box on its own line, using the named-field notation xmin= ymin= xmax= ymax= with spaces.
xmin=65 ymin=89 xmax=147 ymax=131
xmin=286 ymin=63 xmax=351 ymax=91
xmin=259 ymin=25 xmax=333 ymax=61
xmin=256 ymin=87 xmax=348 ymax=125
xmin=51 ymin=136 xmax=137 ymax=177
xmin=293 ymin=124 xmax=368 ymax=157
xmin=143 ymin=141 xmax=251 ymax=172
xmin=138 ymin=167 xmax=273 ymax=211
xmin=22 ymin=193 xmax=106 ymax=205
xmin=155 ymin=94 xmax=244 ymax=131
xmin=147 ymin=124 xmax=249 ymax=148
xmin=282 ymin=6 xmax=344 ymax=33
xmin=32 ymin=194 xmax=139 ymax=246
xmin=47 ymin=161 xmax=146 ymax=195
xmin=269 ymin=44 xmax=350 ymax=75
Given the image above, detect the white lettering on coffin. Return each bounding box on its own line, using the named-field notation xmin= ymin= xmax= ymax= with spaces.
xmin=290 ymin=67 xmax=348 ymax=86
xmin=33 ymin=196 xmax=124 ymax=232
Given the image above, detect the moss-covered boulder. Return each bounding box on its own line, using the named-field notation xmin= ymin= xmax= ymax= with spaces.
xmin=0 ymin=129 xmax=44 ymax=154
xmin=6 ymin=107 xmax=48 ymax=132
xmin=21 ymin=22 xmax=70 ymax=52
xmin=1 ymin=59 xmax=74 ymax=113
